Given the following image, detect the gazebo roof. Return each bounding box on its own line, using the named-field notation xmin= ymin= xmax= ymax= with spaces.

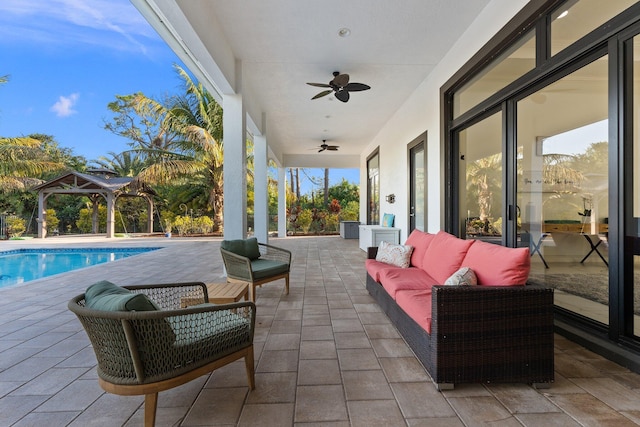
xmin=33 ymin=170 xmax=138 ymax=194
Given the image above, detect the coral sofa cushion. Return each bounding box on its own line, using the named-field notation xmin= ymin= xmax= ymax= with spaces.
xmin=422 ymin=231 xmax=475 ymax=284
xmin=404 ymin=230 xmax=436 ymax=269
xmin=365 ymin=259 xmax=400 ymax=282
xmin=395 ymin=289 xmax=433 ymax=333
xmin=379 ymin=268 xmax=437 ymax=299
xmin=462 ymin=240 xmax=530 ymax=286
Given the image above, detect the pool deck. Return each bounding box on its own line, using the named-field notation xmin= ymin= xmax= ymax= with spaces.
xmin=1 ymin=235 xmax=640 ymax=426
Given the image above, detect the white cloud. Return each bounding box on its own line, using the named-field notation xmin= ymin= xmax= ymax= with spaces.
xmin=50 ymin=93 xmax=80 ymax=117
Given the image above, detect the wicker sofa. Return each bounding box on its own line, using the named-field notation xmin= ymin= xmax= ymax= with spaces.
xmin=365 ymin=230 xmax=554 ymax=390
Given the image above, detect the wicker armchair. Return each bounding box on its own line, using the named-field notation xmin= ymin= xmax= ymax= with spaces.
xmin=220 ymin=238 xmax=291 ymax=301
xmin=68 ymin=282 xmax=256 ymax=427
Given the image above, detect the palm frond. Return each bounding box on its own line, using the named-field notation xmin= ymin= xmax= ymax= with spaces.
xmin=0 ymin=176 xmax=44 ymax=192
xmin=0 ymin=136 xmax=43 ymax=148
xmin=542 ymin=153 xmax=584 ymax=186
xmin=133 ymin=159 xmax=206 ymax=186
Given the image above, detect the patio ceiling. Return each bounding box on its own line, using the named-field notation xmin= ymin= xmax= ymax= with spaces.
xmin=133 ymin=0 xmax=491 ymax=168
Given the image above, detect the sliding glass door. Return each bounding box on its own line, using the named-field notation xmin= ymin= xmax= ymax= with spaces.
xmin=516 ymin=55 xmax=609 ymax=324
xmin=445 ymin=0 xmax=640 ymax=366
xmin=408 ymin=133 xmax=426 ymax=232
xmin=628 ymin=33 xmax=640 ymax=337
xmin=367 ymin=150 xmax=380 ymax=225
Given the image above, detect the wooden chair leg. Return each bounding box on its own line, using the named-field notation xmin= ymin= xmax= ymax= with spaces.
xmin=144 ymin=393 xmax=158 ymax=427
xmin=245 ymin=346 xmax=256 ymax=390
xmin=285 ymin=274 xmax=290 ymax=295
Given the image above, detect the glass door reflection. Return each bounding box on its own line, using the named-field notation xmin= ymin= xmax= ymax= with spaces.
xmin=517 ymin=56 xmax=609 ymax=325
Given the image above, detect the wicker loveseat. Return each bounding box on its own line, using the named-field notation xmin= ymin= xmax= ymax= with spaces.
xmin=69 ymin=281 xmax=256 ymax=427
xmin=366 ymin=230 xmax=554 ymax=390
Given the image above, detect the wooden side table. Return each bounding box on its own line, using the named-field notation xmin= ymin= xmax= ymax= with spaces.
xmin=180 ymin=282 xmax=249 ymax=308
xmin=206 ymin=282 xmax=249 ymax=304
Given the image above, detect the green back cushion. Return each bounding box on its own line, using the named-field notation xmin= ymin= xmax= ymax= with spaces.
xmin=221 ymin=237 xmax=261 ymax=260
xmin=85 ymin=280 xmax=158 ymax=311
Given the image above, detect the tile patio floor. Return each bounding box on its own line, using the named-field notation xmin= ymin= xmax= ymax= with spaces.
xmin=1 ymin=235 xmax=640 ymax=426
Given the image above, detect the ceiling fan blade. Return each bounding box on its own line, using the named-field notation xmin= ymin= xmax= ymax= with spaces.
xmin=327 ymin=146 xmax=339 ymax=151
xmin=344 ymin=82 xmax=370 ymax=92
xmin=307 ymin=82 xmax=332 ymax=88
xmin=318 ymin=147 xmax=326 ymax=152
xmin=331 ymin=73 xmax=349 ymax=88
xmin=335 ymin=89 xmax=350 ymax=102
xmin=311 ymin=90 xmax=332 ymax=100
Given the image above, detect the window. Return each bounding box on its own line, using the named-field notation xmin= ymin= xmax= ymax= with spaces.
xmin=367 ymin=149 xmax=380 ymax=225
xmin=551 ymin=0 xmax=637 ymax=56
xmin=453 ymin=30 xmax=535 ymax=118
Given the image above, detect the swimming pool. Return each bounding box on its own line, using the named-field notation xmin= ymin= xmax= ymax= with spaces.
xmin=0 ymin=247 xmax=160 ymax=288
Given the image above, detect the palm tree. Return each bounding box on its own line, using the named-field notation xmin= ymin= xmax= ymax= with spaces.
xmin=1 ymin=77 xmax=67 ymax=190
xmin=105 ymin=93 xmax=178 ymax=152
xmin=92 ymin=151 xmax=147 ymax=177
xmin=466 ymin=153 xmax=502 ymax=221
xmin=541 ymin=153 xmax=585 ymax=187
xmin=467 ymin=152 xmax=585 ymax=222
xmin=129 ymin=65 xmax=226 ymax=230
xmin=0 ymin=137 xmax=65 ymax=191
xmin=323 ymin=168 xmax=329 ymax=207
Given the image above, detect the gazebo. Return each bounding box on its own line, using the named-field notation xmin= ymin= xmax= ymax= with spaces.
xmin=33 ymin=169 xmax=155 ymax=238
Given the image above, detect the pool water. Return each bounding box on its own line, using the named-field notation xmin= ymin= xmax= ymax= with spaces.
xmin=0 ymin=247 xmax=160 ymax=288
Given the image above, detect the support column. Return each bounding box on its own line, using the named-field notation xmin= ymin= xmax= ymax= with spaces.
xmin=146 ymin=196 xmax=154 ymax=233
xmin=254 ymin=134 xmax=269 ymax=243
xmin=278 ymin=167 xmax=287 ymax=237
xmin=37 ymin=191 xmax=47 ymax=238
xmin=106 ymin=193 xmax=115 ymax=238
xmin=91 ymin=196 xmax=99 ymax=234
xmin=223 ymin=92 xmax=247 ymax=240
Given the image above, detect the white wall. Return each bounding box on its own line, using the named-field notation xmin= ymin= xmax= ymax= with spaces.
xmin=359 ymin=0 xmax=529 ymax=242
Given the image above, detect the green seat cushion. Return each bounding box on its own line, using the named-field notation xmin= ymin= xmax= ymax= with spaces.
xmin=221 ymin=237 xmax=261 ymax=260
xmin=250 ymin=259 xmax=289 ymax=279
xmin=170 ymin=311 xmax=251 ymax=347
xmin=85 ymin=280 xmax=158 ymax=312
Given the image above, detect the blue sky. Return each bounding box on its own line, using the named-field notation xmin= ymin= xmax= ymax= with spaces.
xmin=0 ymin=0 xmax=359 ymax=191
xmin=543 ymin=119 xmax=608 ymax=155
xmin=0 ymin=0 xmax=184 ymax=161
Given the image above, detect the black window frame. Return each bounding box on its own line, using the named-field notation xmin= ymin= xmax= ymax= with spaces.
xmin=441 ymin=0 xmax=640 ymax=370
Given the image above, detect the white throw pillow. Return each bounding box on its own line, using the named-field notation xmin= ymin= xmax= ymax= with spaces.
xmin=444 ymin=267 xmax=477 ymax=286
xmin=375 ymin=240 xmax=414 ymax=268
